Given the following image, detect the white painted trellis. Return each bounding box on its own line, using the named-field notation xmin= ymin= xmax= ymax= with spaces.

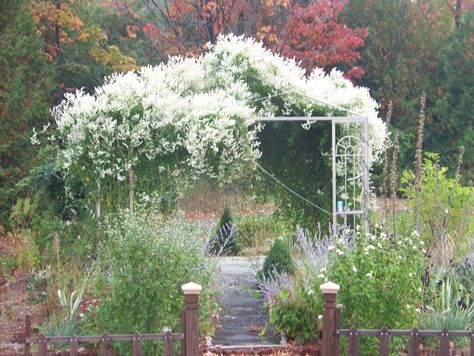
xmin=255 ymin=115 xmax=370 ymax=232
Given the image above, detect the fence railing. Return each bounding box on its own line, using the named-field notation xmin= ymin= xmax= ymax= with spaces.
xmin=8 ymin=280 xmax=474 ymax=355
xmin=320 ymin=281 xmax=474 ymax=356
xmin=21 ymin=281 xmax=202 ymax=356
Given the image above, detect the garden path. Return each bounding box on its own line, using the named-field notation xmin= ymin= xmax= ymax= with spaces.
xmin=211 ymin=257 xmax=281 ymax=346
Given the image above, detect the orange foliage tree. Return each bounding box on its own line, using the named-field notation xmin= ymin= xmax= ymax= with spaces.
xmin=30 ymin=0 xmax=137 ymax=78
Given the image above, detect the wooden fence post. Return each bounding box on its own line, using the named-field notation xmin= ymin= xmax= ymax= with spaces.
xmin=409 ymin=328 xmax=420 ymax=356
xmin=38 ymin=334 xmax=47 ymax=356
xmin=440 ymin=328 xmax=449 ymax=356
xmin=181 ymin=282 xmax=202 ymax=356
xmin=100 ymin=332 xmax=111 ymax=356
xmin=132 ymin=332 xmax=142 ymax=356
xmin=320 ymin=281 xmax=341 ymax=356
xmin=69 ymin=334 xmax=79 ymax=356
xmin=24 ymin=314 xmax=31 ymax=356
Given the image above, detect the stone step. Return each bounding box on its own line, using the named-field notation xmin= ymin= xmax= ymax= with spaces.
xmin=212 ymin=256 xmax=281 ymax=346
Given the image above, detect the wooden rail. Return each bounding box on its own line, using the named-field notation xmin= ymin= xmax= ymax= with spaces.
xmin=24 ymin=331 xmax=183 ymax=356
xmin=8 ymin=281 xmax=474 ymax=355
xmin=320 ymin=281 xmax=474 ymax=356
xmin=20 ymin=282 xmax=202 ymax=356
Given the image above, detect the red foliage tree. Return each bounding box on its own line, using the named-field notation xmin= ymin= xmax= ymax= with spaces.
xmin=271 ymin=0 xmax=367 ymax=72
xmin=115 ymin=0 xmax=367 ymax=73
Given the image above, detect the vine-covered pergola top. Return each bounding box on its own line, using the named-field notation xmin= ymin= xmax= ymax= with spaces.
xmin=38 ymin=35 xmax=385 ymax=228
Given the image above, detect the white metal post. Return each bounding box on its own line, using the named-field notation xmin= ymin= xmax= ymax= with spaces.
xmin=363 ymin=117 xmax=370 ymax=231
xmin=332 ymin=120 xmax=337 ymax=233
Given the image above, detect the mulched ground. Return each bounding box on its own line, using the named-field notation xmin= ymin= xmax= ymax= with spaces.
xmin=0 ymin=233 xmax=47 ymax=347
xmin=0 ymin=268 xmax=46 ymax=345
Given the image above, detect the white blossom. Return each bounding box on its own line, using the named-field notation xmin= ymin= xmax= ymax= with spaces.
xmin=45 ymin=34 xmax=387 ymax=211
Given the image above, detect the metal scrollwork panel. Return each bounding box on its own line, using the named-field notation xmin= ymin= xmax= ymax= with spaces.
xmin=335 ymin=134 xmax=364 ymax=219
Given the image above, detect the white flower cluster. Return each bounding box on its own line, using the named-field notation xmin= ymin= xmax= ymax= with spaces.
xmin=203 ymin=35 xmax=387 ymax=163
xmin=49 ymin=34 xmax=387 ymax=193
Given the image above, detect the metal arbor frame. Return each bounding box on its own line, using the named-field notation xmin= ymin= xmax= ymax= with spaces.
xmin=255 ymin=115 xmax=370 ymax=232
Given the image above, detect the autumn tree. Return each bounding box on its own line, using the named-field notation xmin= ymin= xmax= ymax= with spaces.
xmin=115 ymin=0 xmax=367 ymax=73
xmin=30 ymin=0 xmax=137 ymax=93
xmin=270 ymin=0 xmax=367 ymax=75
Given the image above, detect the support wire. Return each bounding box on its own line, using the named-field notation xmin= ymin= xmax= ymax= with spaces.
xmin=253 ymin=161 xmax=332 ymax=216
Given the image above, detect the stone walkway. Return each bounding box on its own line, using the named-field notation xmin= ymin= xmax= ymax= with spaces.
xmin=211 ymin=257 xmax=281 ymax=346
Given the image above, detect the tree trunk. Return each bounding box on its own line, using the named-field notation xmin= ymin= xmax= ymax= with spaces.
xmin=128 ymin=169 xmax=135 ymax=213
xmin=95 ymin=183 xmax=101 ymax=220
xmin=455 ymin=0 xmax=462 ymax=30
xmin=55 ymin=0 xmax=61 ymax=52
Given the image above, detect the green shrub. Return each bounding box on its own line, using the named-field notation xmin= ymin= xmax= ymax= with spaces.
xmin=236 ymin=214 xmax=289 ymax=254
xmin=328 ymin=232 xmax=425 ymax=326
xmin=82 ymin=209 xmax=217 ymax=353
xmin=267 ymin=229 xmax=425 ymax=352
xmin=259 ymin=238 xmax=295 ymax=280
xmin=10 ymin=197 xmax=38 ymax=232
xmin=400 ymin=152 xmax=474 ymax=259
xmin=219 ymin=207 xmax=233 ymax=237
xmin=14 ymin=230 xmax=40 ymax=270
xmin=269 ymin=282 xmax=322 ymax=343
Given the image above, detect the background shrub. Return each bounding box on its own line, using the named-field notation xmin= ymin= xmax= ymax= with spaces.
xmin=259 ymin=238 xmax=295 ymax=280
xmin=236 ymin=214 xmax=289 ymax=254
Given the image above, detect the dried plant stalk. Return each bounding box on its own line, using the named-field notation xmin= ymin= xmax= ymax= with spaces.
xmin=390 ymin=133 xmax=400 ymax=240
xmin=414 ymin=92 xmax=426 ymax=230
xmin=455 ymin=145 xmax=465 ymax=181
xmin=382 ymin=101 xmax=393 ymax=233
